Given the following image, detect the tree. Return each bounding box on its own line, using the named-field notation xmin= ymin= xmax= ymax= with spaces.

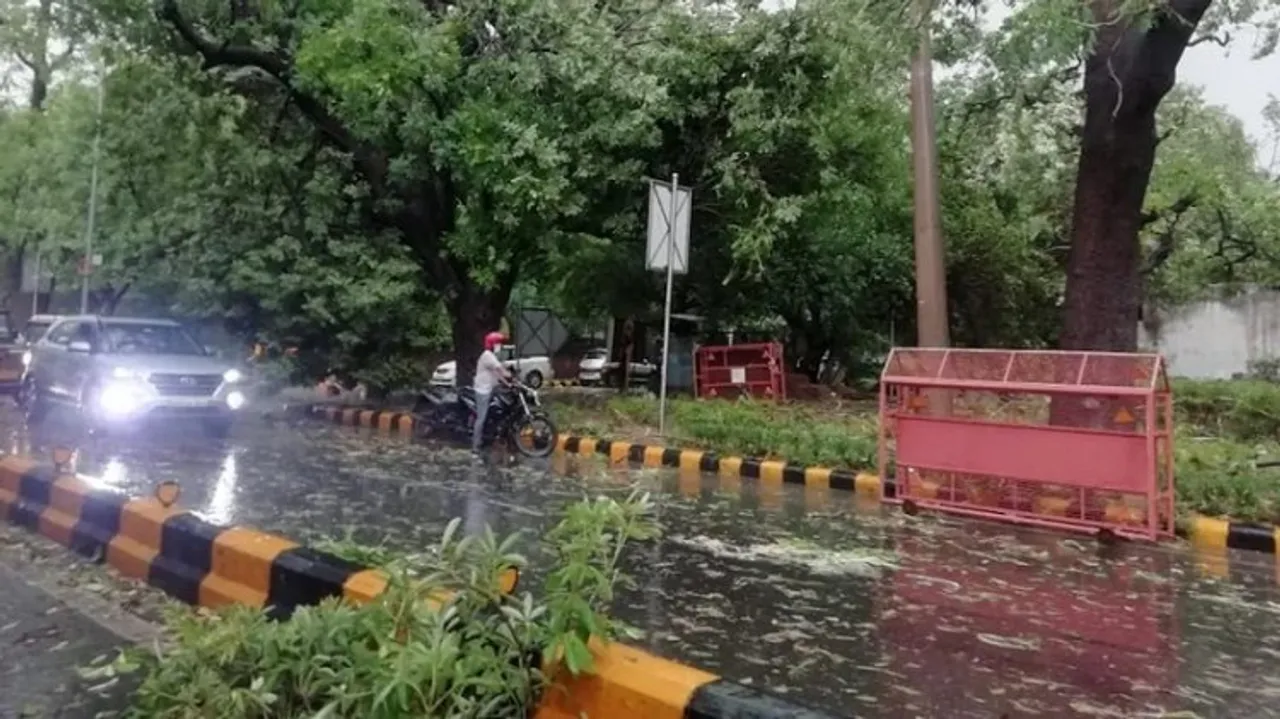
xmin=139 ymin=0 xmax=673 ymax=385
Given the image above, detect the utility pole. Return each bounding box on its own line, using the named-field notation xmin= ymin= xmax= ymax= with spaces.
xmin=909 ymin=0 xmax=949 ymax=348
xmin=80 ymin=69 xmax=105 ymax=315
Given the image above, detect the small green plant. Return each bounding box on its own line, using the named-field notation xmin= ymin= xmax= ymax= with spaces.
xmin=124 ymin=491 xmax=658 ymax=718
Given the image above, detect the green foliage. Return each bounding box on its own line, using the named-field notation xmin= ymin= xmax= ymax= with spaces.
xmin=126 ymin=492 xmax=659 ymax=718
xmin=1173 ymin=378 xmax=1280 ymax=441
xmin=1176 ymin=435 xmax=1280 ymax=524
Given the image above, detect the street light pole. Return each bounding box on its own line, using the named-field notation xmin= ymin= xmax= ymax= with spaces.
xmin=80 ymin=70 xmax=105 ymax=315
xmin=909 ymin=0 xmax=949 ymax=348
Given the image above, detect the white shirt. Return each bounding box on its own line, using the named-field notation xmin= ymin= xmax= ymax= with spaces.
xmin=474 ymin=350 xmax=506 ymax=393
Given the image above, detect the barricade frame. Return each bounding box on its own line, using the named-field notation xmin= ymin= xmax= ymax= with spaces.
xmin=878 ymin=348 xmax=1175 ymax=541
xmin=694 ymin=342 xmax=787 ymax=400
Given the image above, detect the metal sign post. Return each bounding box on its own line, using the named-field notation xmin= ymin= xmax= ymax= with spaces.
xmin=645 ymin=174 xmax=691 ymax=436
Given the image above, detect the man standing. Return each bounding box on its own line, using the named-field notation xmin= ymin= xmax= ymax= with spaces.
xmin=472 ymin=331 xmax=512 ymax=453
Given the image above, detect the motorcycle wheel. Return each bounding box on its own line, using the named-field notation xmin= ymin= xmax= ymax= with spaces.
xmin=508 ymin=412 xmax=558 ymax=459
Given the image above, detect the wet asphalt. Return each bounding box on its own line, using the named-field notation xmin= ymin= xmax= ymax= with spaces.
xmin=7 ymin=404 xmax=1280 ymax=718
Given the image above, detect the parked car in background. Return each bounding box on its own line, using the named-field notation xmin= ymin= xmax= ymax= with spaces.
xmin=21 ymin=315 xmax=249 ymax=436
xmin=430 ymin=345 xmax=553 ymax=389
xmin=577 ymin=347 xmax=658 ymax=387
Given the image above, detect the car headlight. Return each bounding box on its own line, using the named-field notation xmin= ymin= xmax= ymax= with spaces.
xmin=98 ymin=382 xmax=142 ymax=416
xmin=21 ymin=351 xmax=31 ymax=367
xmin=226 ymin=390 xmax=246 ymax=410
xmin=223 ymin=369 xmax=243 ymax=383
xmin=111 ymin=366 xmax=141 ymax=380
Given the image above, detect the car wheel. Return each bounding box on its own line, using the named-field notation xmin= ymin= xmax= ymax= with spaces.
xmin=524 ymin=370 xmax=544 ymax=389
xmin=203 ymin=417 xmax=233 ymax=439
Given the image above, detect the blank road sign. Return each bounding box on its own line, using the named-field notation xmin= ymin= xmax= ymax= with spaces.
xmin=646 ymin=179 xmax=691 ymax=274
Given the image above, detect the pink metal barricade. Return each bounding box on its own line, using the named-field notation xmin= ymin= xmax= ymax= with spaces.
xmin=878 ymin=348 xmax=1175 ymax=541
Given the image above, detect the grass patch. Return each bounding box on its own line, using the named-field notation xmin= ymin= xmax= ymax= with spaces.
xmin=552 ymin=395 xmax=879 ymax=469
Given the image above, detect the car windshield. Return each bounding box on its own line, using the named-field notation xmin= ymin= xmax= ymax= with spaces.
xmin=101 ymin=322 xmax=205 ymax=356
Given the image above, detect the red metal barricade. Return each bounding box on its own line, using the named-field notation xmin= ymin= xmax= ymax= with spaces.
xmin=694 ymin=342 xmax=786 ymax=400
xmin=878 ymin=348 xmax=1174 ymax=540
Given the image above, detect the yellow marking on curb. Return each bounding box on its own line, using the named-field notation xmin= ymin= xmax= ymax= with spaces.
xmin=358 ymin=410 xmax=376 ymax=428
xmin=803 ymin=467 xmax=831 ymax=489
xmin=609 ymin=443 xmax=630 ymax=465
xmin=759 ymin=460 xmax=785 ymax=484
xmin=678 ymin=450 xmax=703 ymax=472
xmin=396 ymin=414 xmax=413 ymax=435
xmin=1188 ymin=514 xmax=1229 ymax=549
xmin=38 ymin=475 xmax=89 ymax=548
xmin=578 ymin=438 xmax=598 ymax=456
xmin=719 ymin=456 xmax=742 ymax=478
xmin=718 ymin=471 xmax=741 ymax=495
xmin=855 ymin=472 xmax=881 ymax=495
xmin=200 ymin=528 xmax=299 ymax=609
xmin=343 ymin=569 xmax=388 ymax=605
xmin=107 ymin=499 xmax=184 ymax=582
xmin=643 ymin=446 xmax=665 ymax=468
xmin=534 ymin=640 xmax=715 ymax=719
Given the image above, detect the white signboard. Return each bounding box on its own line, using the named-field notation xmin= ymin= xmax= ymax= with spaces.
xmin=730 ymin=367 xmax=746 ymax=384
xmin=645 ymin=179 xmax=691 ymax=274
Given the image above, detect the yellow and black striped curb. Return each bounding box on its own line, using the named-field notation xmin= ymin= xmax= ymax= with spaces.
xmin=0 ymin=454 xmax=517 ymax=615
xmin=307 ymin=404 xmax=884 ymax=495
xmin=556 ymin=434 xmax=885 ymax=495
xmin=1183 ymin=513 xmax=1279 ymax=554
xmin=545 ymin=379 xmax=582 ymax=388
xmin=0 ymin=453 xmax=836 ymax=719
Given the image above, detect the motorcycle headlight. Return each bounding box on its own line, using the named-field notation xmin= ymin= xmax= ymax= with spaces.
xmin=223 ymin=368 xmax=243 ymax=383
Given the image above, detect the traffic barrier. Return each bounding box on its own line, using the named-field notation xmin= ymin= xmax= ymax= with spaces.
xmin=0 ymin=454 xmax=516 ymax=616
xmin=879 ymin=348 xmax=1175 ymax=541
xmin=695 ymin=342 xmax=787 ymax=400
xmin=313 ymin=405 xmax=416 ymax=435
xmin=556 ymin=435 xmax=883 ymax=496
xmin=0 ymin=452 xmax=838 ymax=718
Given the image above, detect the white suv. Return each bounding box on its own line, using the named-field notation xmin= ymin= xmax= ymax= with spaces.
xmin=21 ymin=316 xmax=248 ymax=436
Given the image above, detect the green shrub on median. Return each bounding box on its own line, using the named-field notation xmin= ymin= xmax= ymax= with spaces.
xmin=1173 ymin=378 xmax=1280 ymax=442
xmin=123 ymin=492 xmax=658 ymax=718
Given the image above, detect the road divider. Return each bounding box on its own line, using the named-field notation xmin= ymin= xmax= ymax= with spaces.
xmin=0 ymin=451 xmax=837 ymax=718
xmin=309 ymin=404 xmax=888 ymax=496
xmin=1184 ymin=513 xmax=1279 ymax=554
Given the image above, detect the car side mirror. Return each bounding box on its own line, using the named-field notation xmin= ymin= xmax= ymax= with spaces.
xmin=68 ymin=340 xmax=92 ymax=353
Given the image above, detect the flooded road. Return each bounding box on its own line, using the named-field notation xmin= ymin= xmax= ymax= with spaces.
xmin=6 ymin=406 xmax=1280 ymax=718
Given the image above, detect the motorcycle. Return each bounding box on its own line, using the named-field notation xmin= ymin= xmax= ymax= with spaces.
xmin=412 ymin=380 xmax=558 ymax=458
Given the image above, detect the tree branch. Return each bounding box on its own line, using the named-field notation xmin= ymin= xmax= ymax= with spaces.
xmin=155 ymin=0 xmax=388 ymax=193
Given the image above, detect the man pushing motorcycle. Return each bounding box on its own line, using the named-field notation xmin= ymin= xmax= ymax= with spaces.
xmin=472 ymin=331 xmax=514 ymax=454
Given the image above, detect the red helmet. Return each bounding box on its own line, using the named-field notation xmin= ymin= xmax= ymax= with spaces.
xmin=484 ymin=331 xmax=507 ymax=351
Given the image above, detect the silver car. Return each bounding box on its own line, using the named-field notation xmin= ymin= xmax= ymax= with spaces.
xmin=21 ymin=316 xmax=248 ymax=436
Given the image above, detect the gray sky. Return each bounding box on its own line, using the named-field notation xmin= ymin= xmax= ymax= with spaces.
xmin=1178 ymin=27 xmax=1280 ymax=151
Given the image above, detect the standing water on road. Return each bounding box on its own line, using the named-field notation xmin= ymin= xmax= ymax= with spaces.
xmin=6 ymin=407 xmax=1280 ymax=717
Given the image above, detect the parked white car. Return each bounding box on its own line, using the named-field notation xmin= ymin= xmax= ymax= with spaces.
xmin=431 ymin=345 xmax=553 ymax=389
xmin=577 ymin=348 xmax=657 ymax=386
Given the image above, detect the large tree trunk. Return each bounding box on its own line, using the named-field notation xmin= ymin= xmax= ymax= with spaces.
xmin=1059 ymin=0 xmax=1211 ymax=351
xmin=449 ymin=282 xmax=512 ymax=390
